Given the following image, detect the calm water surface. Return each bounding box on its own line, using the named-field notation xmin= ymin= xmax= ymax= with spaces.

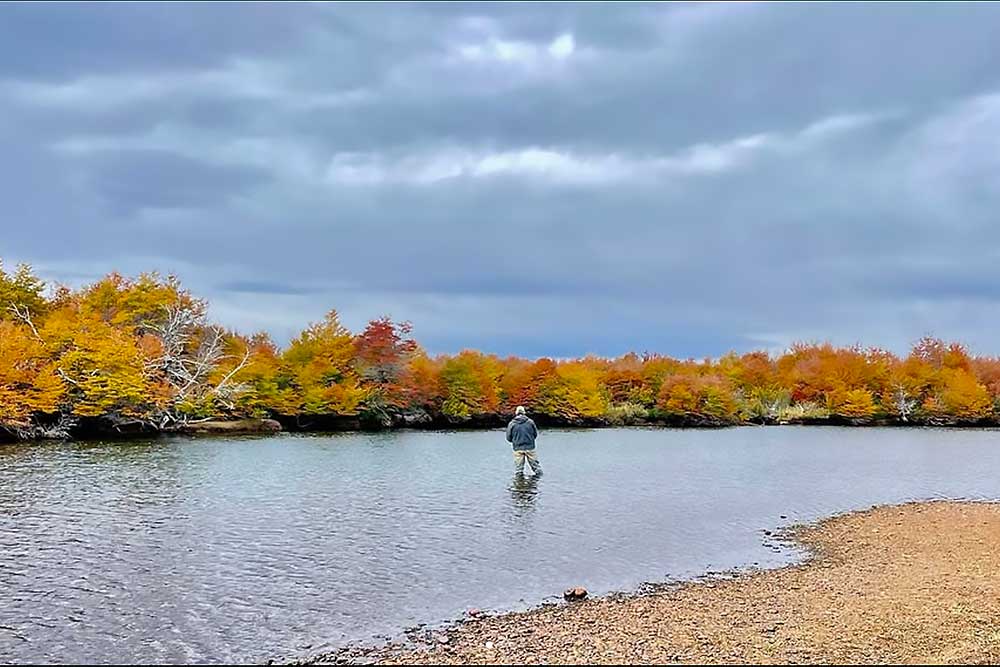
xmin=2 ymin=426 xmax=1000 ymax=664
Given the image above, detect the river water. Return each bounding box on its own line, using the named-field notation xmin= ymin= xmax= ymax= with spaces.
xmin=2 ymin=426 xmax=1000 ymax=663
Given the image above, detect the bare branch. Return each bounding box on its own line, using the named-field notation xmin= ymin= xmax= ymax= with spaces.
xmin=211 ymin=347 xmax=252 ymax=397
xmin=7 ymin=304 xmax=43 ymax=342
xmin=892 ymin=383 xmax=916 ymax=422
xmin=8 ymin=414 xmax=77 ymax=441
xmin=143 ymin=304 xmax=253 ymax=424
xmin=55 ymin=367 xmax=81 ymax=387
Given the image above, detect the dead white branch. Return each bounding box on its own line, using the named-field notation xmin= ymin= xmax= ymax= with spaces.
xmin=144 ymin=304 xmax=252 ymax=425
xmin=892 ymin=383 xmax=917 ymax=422
xmin=7 ymin=304 xmax=43 ymax=342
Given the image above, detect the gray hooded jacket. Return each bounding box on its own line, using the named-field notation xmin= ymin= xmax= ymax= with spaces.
xmin=505 ymin=414 xmax=538 ymax=451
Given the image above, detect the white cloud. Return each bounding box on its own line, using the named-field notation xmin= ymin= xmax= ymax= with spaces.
xmin=668 ymin=133 xmax=775 ymax=174
xmin=799 ymin=111 xmax=901 ymax=141
xmin=548 ymin=34 xmax=576 ymax=59
xmin=454 ymin=32 xmax=577 ymax=66
xmin=51 ymin=106 xmax=894 ymax=191
xmin=320 ymin=138 xmax=754 ymax=187
xmin=471 ymin=148 xmax=624 ymax=181
xmin=325 ymin=148 xmax=632 ymax=186
xmin=319 ymin=110 xmax=891 ymax=186
xmin=675 ymin=109 xmax=896 ymax=170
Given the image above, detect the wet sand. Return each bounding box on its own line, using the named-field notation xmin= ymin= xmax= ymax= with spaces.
xmin=312 ymin=501 xmax=1000 ymax=665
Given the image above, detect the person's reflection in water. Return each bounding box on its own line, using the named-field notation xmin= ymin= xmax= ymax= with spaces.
xmin=508 ymin=471 xmax=541 ymax=522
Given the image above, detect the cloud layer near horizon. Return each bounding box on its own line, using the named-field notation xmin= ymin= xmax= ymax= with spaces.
xmin=3 ymin=2 xmax=1000 ymax=357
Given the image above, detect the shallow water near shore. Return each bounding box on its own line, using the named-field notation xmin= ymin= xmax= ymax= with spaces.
xmin=3 ymin=426 xmax=1000 ymax=664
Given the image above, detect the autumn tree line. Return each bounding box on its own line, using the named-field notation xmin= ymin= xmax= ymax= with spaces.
xmin=3 ymin=261 xmax=1000 ymax=441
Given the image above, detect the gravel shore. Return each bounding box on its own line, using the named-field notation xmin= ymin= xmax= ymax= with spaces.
xmin=308 ymin=500 xmax=1000 ymax=665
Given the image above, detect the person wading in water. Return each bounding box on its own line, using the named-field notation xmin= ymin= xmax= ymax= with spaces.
xmin=506 ymin=406 xmax=541 ymax=475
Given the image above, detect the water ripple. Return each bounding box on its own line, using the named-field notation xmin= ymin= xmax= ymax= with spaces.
xmin=3 ymin=427 xmax=1000 ymax=663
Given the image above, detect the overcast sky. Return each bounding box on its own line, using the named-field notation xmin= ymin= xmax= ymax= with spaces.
xmin=3 ymin=2 xmax=1000 ymax=358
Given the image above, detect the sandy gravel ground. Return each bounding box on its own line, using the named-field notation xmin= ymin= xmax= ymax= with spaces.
xmin=311 ymin=501 xmax=1000 ymax=665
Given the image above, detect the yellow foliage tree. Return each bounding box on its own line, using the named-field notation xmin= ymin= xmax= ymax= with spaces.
xmin=78 ymin=272 xmax=197 ymax=330
xmin=43 ymin=313 xmax=161 ymax=419
xmin=826 ymin=387 xmax=876 ymax=418
xmin=280 ymin=311 xmax=367 ymax=415
xmin=438 ymin=350 xmax=502 ymax=420
xmin=216 ymin=333 xmax=290 ymax=417
xmin=0 ymin=262 xmax=48 ymax=319
xmin=925 ymin=369 xmax=993 ymax=420
xmin=530 ymin=361 xmax=608 ymax=420
xmin=0 ymin=321 xmax=65 ymax=429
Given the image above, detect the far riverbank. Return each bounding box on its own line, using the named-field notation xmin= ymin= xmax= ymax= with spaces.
xmin=4 ymin=413 xmax=1000 ymax=445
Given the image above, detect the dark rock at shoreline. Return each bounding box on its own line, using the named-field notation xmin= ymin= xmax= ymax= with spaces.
xmin=181 ymin=418 xmax=282 ymax=435
xmin=72 ymin=415 xmax=160 ymax=440
xmin=274 ymin=413 xmax=363 ymax=432
xmin=564 ymin=587 xmax=588 ymax=601
xmin=399 ymin=409 xmax=434 ymax=427
xmin=8 ymin=410 xmax=1000 ymax=445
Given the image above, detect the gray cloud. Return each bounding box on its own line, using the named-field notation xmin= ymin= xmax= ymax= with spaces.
xmin=2 ymin=2 xmax=1000 ymax=357
xmin=73 ymin=149 xmax=270 ymax=213
xmin=0 ymin=3 xmax=322 ymax=79
xmin=220 ymin=280 xmax=328 ymax=297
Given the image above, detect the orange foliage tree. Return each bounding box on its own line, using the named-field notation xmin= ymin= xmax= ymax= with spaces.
xmin=657 ymin=374 xmax=738 ymax=424
xmin=353 ymin=317 xmax=419 ymax=423
xmin=3 ymin=257 xmax=1000 ymax=439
